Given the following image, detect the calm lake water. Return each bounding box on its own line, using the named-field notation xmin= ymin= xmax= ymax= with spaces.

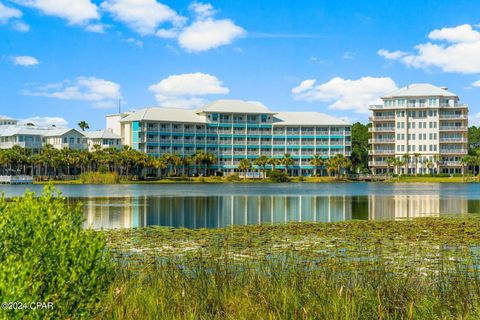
xmin=2 ymin=183 xmax=480 ymax=229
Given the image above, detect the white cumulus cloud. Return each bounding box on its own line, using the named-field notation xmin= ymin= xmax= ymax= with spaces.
xmin=377 ymin=49 xmax=408 ymax=60
xmin=378 ymin=24 xmax=480 ymax=74
xmin=101 ymin=0 xmax=185 ymax=35
xmin=18 ymin=116 xmax=69 ymax=128
xmin=0 ymin=2 xmax=22 ymax=22
xmin=473 ymin=80 xmax=480 ymax=88
xmin=12 ymin=0 xmax=99 ymax=27
xmin=149 ymin=72 xmax=229 ymax=108
xmin=292 ymin=76 xmax=398 ymax=114
xmin=24 ymin=77 xmax=122 ymax=108
xmin=178 ymin=18 xmax=245 ymax=52
xmin=13 ymin=55 xmax=39 ymax=66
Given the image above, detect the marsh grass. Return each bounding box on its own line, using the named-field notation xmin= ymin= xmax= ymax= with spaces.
xmin=101 ymin=218 xmax=480 ymax=319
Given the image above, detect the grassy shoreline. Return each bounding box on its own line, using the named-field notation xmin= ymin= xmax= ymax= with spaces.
xmin=32 ymin=175 xmax=478 ymax=184
xmin=101 ymin=217 xmax=480 ymax=319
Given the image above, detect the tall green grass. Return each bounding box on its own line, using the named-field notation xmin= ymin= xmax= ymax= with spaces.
xmin=99 ymin=253 xmax=480 ymax=319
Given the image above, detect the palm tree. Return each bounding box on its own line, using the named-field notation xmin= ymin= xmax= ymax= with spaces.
xmin=309 ymin=154 xmax=323 ymax=176
xmin=402 ymin=153 xmax=410 ymax=175
xmin=385 ymin=157 xmax=395 ymax=175
xmin=253 ymin=155 xmax=269 ymax=179
xmin=394 ymin=158 xmax=404 ymax=176
xmin=460 ymin=155 xmax=472 ymax=178
xmin=282 ymin=153 xmax=294 ymax=175
xmin=324 ymin=158 xmax=336 ymax=177
xmin=78 ymin=121 xmax=90 ymax=132
xmin=192 ymin=150 xmax=206 ymax=176
xmin=331 ymin=154 xmax=350 ymax=178
xmin=169 ymin=154 xmax=182 ymax=175
xmin=424 ymin=159 xmax=434 ymax=176
xmin=238 ymin=158 xmax=252 ymax=180
xmin=182 ymin=155 xmax=193 ymax=176
xmin=153 ymin=157 xmax=168 ymax=178
xmin=413 ymin=153 xmax=421 ymax=176
xmin=203 ymin=152 xmax=217 ymax=176
xmin=268 ymin=157 xmax=280 ymax=171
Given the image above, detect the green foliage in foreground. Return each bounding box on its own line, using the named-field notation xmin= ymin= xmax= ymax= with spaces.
xmin=0 ymin=186 xmax=114 ymax=319
xmin=104 ymin=218 xmax=480 ymax=319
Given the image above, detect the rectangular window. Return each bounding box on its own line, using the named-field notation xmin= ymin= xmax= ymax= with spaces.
xmin=434 ymin=122 xmax=437 ymax=128
xmin=434 ymin=145 xmax=437 ymax=151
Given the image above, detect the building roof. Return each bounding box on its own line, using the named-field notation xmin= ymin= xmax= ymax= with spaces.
xmin=0 ymin=115 xmax=15 ymax=121
xmin=120 ymin=107 xmax=205 ymax=123
xmin=197 ymin=100 xmax=276 ymax=114
xmin=84 ymin=129 xmax=121 ymax=139
xmin=41 ymin=128 xmax=84 ymax=137
xmin=0 ymin=126 xmax=45 ymax=136
xmin=273 ymin=112 xmax=349 ymax=126
xmin=382 ymin=83 xmax=457 ymax=99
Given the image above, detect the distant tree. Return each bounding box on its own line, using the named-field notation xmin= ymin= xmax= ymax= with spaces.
xmin=238 ymin=158 xmax=252 ymax=180
xmin=78 ymin=121 xmax=90 ymax=132
xmin=468 ymin=126 xmax=480 ymax=151
xmin=253 ymin=155 xmax=269 ymax=179
xmin=351 ymin=122 xmax=370 ymax=172
xmin=413 ymin=153 xmax=421 ymax=176
xmin=281 ymin=153 xmax=294 ymax=175
xmin=309 ymin=154 xmax=324 ymax=176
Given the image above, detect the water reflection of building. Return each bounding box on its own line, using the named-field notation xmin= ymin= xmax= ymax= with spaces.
xmin=82 ymin=195 xmax=352 ymax=229
xmin=368 ymin=195 xmax=468 ymax=220
xmin=83 ymin=197 xmax=141 ymax=229
xmin=81 ymin=194 xmax=473 ymax=230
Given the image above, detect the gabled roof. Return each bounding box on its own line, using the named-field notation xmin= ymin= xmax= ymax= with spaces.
xmin=42 ymin=128 xmax=84 ymax=137
xmin=84 ymin=129 xmax=121 ymax=139
xmin=120 ymin=107 xmax=205 ymax=123
xmin=273 ymin=112 xmax=349 ymax=126
xmin=382 ymin=83 xmax=457 ymax=99
xmin=197 ymin=100 xmax=276 ymax=114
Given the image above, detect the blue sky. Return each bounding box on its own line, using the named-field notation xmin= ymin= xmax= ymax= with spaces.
xmin=1 ymin=0 xmax=479 ymax=129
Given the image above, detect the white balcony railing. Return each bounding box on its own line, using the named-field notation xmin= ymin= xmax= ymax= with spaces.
xmin=369 ymin=150 xmax=395 ymax=155
xmin=369 ymin=127 xmax=395 ymax=132
xmin=439 ymin=126 xmax=468 ymax=131
xmin=439 ymin=149 xmax=468 ymax=154
xmin=369 ymin=138 xmax=395 ymax=144
xmin=439 ymin=114 xmax=467 ymax=119
xmin=438 ymin=161 xmax=461 ymax=166
xmin=439 ymin=137 xmax=468 ymax=143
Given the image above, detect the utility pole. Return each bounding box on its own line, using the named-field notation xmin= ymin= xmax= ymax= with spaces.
xmin=118 ymin=99 xmax=121 ymax=114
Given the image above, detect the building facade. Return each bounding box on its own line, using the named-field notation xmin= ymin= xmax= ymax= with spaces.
xmin=114 ymin=100 xmax=351 ymax=176
xmin=369 ymin=83 xmax=468 ymax=175
xmin=84 ymin=129 xmax=122 ymax=151
xmin=0 ymin=117 xmax=119 ymax=152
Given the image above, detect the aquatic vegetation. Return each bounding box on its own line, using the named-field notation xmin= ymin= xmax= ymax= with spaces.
xmin=102 ymin=218 xmax=480 ymax=319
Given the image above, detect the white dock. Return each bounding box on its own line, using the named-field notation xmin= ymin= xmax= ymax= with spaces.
xmin=0 ymin=175 xmax=34 ymax=184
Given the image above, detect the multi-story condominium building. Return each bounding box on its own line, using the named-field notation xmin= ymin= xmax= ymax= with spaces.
xmin=84 ymin=129 xmax=122 ymax=151
xmin=113 ymin=99 xmax=351 ymax=176
xmin=369 ymin=83 xmax=468 ymax=175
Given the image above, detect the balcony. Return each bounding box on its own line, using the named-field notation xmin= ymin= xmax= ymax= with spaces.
xmin=439 ymin=126 xmax=468 ymax=131
xmin=369 ymin=149 xmax=395 ymax=155
xmin=439 ymin=114 xmax=468 ymax=119
xmin=369 ymin=127 xmax=395 ymax=132
xmin=370 ymin=115 xmax=395 ymax=121
xmin=369 ymin=138 xmax=395 ymax=144
xmin=368 ymin=161 xmax=388 ymax=166
xmin=439 ymin=149 xmax=468 ymax=154
xmin=439 ymin=137 xmax=468 ymax=143
xmin=438 ymin=161 xmax=461 ymax=166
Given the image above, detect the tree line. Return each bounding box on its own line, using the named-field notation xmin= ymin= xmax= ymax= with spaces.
xmin=0 ymin=144 xmax=350 ymax=179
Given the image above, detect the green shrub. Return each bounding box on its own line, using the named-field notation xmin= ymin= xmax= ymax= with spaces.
xmin=0 ymin=186 xmax=114 ymax=319
xmin=225 ymin=174 xmax=241 ymax=182
xmin=297 ymin=175 xmax=306 ymax=182
xmin=80 ymin=172 xmax=119 ymax=184
xmin=268 ymin=170 xmax=290 ymax=183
